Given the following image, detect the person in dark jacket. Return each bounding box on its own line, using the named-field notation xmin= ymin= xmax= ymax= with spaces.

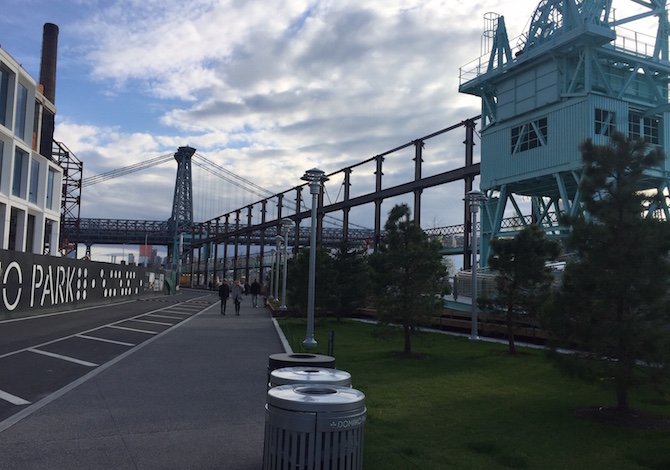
xmin=218 ymin=279 xmax=230 ymax=315
xmin=250 ymin=278 xmax=261 ymax=308
xmin=232 ymin=279 xmax=244 ymax=315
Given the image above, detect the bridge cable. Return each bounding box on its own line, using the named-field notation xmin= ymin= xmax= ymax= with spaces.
xmin=81 ymin=153 xmax=175 ymax=188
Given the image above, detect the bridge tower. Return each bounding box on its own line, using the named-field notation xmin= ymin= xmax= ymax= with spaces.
xmin=459 ymin=0 xmax=670 ymax=265
xmin=168 ymin=146 xmax=196 ymax=267
xmin=170 ymin=146 xmax=196 ymax=234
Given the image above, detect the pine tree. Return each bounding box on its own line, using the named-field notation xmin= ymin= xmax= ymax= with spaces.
xmin=368 ymin=204 xmax=445 ymax=355
xmin=543 ymin=132 xmax=670 ymax=413
xmin=487 ymin=225 xmax=561 ymax=355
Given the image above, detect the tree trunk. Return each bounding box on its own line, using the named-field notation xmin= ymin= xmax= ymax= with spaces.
xmin=616 ymin=378 xmax=629 ymax=413
xmin=404 ymin=323 xmax=411 ymax=355
xmin=507 ymin=303 xmax=516 ymax=355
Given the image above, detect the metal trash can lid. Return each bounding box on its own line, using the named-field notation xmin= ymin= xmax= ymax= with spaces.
xmin=270 ymin=367 xmax=352 ymax=387
xmin=268 ymin=353 xmax=336 ymax=370
xmin=267 ymin=384 xmax=365 ymax=413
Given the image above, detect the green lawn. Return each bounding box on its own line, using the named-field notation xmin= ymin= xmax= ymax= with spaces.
xmin=277 ymin=318 xmax=670 ymax=470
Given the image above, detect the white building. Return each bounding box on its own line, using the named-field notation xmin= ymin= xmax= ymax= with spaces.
xmin=0 ymin=43 xmax=63 ymax=255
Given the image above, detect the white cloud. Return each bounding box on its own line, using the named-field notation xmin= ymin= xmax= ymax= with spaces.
xmin=8 ymin=0 xmax=660 ymax=250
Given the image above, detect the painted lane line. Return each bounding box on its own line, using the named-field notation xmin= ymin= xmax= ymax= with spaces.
xmin=0 ymin=297 xmax=218 ymax=434
xmin=0 ymin=295 xmax=201 ymax=360
xmin=76 ymin=334 xmax=135 ymax=347
xmin=132 ymin=319 xmax=174 ymax=326
xmin=27 ymin=348 xmax=98 ymax=367
xmin=146 ymin=314 xmax=185 ymax=320
xmin=0 ymin=389 xmax=31 ymax=406
xmin=107 ymin=325 xmax=158 ymax=334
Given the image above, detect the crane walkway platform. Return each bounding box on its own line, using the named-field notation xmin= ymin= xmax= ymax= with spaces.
xmin=0 ymin=292 xmax=286 ymax=470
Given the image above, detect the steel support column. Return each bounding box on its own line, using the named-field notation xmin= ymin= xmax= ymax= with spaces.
xmin=246 ymin=205 xmax=252 ymax=281
xmin=342 ymin=168 xmax=351 ymax=243
xmin=223 ymin=214 xmax=229 ymax=280
xmin=260 ymin=200 xmax=267 ymax=289
xmin=234 ymin=210 xmax=240 ymax=281
xmin=463 ymin=119 xmax=476 ymax=270
xmin=413 ymin=140 xmax=424 ymax=225
xmin=294 ymin=187 xmax=303 ymax=252
xmin=374 ymin=156 xmax=384 ymax=252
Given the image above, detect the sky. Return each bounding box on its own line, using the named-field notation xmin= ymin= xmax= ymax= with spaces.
xmin=0 ymin=0 xmax=651 ymax=262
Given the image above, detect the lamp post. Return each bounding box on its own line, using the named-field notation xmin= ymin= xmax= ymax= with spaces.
xmin=274 ymin=235 xmax=283 ymax=302
xmin=280 ymin=218 xmax=294 ymax=311
xmin=301 ymin=168 xmax=329 ymax=349
xmin=465 ymin=189 xmax=487 ymax=341
xmin=269 ymin=249 xmax=275 ymax=301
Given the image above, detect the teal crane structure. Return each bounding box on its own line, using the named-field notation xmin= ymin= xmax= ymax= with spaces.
xmin=459 ymin=0 xmax=670 ymax=266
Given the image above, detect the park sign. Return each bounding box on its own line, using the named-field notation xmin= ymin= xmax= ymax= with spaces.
xmin=0 ymin=249 xmax=170 ymax=320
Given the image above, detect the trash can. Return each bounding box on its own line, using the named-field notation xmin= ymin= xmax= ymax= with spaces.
xmin=269 ymin=366 xmax=352 ymax=389
xmin=263 ymin=384 xmax=366 ymax=470
xmin=267 ymin=352 xmax=336 ymax=384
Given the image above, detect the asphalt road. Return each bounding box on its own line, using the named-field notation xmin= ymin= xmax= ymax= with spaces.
xmin=0 ymin=289 xmax=219 ymax=425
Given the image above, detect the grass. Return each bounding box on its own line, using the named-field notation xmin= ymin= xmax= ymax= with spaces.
xmin=277 ymin=317 xmax=670 ymax=470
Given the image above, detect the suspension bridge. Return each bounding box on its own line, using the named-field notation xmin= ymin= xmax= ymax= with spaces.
xmin=59 ymin=115 xmax=489 ymax=284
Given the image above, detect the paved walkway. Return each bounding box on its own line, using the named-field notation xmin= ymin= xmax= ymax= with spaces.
xmin=0 ymin=293 xmax=288 ymax=470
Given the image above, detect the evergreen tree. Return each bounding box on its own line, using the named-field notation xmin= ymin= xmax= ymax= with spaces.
xmin=333 ymin=242 xmax=369 ymax=320
xmin=368 ymin=204 xmax=445 ymax=355
xmin=486 ymin=225 xmax=561 ymax=355
xmin=543 ymin=132 xmax=670 ymax=413
xmin=287 ymin=245 xmax=339 ymax=315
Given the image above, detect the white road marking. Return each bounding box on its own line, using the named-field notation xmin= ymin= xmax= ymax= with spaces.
xmin=146 ymin=314 xmax=184 ymax=320
xmin=27 ymin=348 xmax=98 ymax=367
xmin=0 ymin=390 xmax=30 ymax=406
xmin=76 ymin=334 xmax=135 ymax=347
xmin=0 ymin=297 xmax=218 ymax=433
xmin=107 ymin=325 xmax=158 ymax=334
xmin=131 ymin=319 xmax=174 ymax=326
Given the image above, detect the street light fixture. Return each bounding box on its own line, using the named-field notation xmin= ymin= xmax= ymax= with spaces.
xmin=280 ymin=218 xmax=295 ymax=311
xmin=301 ymin=168 xmax=329 ymax=349
xmin=274 ymin=235 xmax=283 ymax=302
xmin=464 ymin=189 xmax=487 ymax=341
xmin=269 ymin=248 xmax=275 ymax=302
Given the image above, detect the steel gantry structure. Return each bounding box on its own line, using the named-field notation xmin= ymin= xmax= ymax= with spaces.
xmin=60 ymin=116 xmax=483 ymax=282
xmin=459 ymin=0 xmax=670 ymax=266
xmin=189 ymin=117 xmax=481 ymax=284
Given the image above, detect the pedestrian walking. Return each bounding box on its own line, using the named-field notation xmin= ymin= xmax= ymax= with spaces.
xmin=232 ymin=279 xmax=244 ymax=315
xmin=218 ymin=279 xmax=230 ymax=315
xmin=250 ymin=278 xmax=261 ymax=308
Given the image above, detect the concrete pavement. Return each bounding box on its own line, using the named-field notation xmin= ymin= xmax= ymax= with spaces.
xmin=0 ymin=292 xmax=288 ymax=470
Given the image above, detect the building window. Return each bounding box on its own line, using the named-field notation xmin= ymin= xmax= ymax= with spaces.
xmin=0 ymin=139 xmax=4 ymax=184
xmin=26 ymin=214 xmax=35 ymax=253
xmin=44 ymin=218 xmax=54 ymax=255
xmin=629 ymin=111 xmax=660 ymax=145
xmin=511 ymin=117 xmax=548 ymax=154
xmin=29 ymin=158 xmax=39 ymax=203
xmin=595 ymin=109 xmax=615 ymax=136
xmin=9 ymin=207 xmax=19 ymax=250
xmin=46 ymin=167 xmax=56 ymax=210
xmin=33 ymin=101 xmax=41 ymax=150
xmin=16 ymin=83 xmax=28 ymax=141
xmin=0 ymin=65 xmax=9 ymax=128
xmin=12 ymin=148 xmax=25 ymax=197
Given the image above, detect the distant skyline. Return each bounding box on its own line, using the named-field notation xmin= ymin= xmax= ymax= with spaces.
xmin=0 ymin=1 xmax=651 ymax=262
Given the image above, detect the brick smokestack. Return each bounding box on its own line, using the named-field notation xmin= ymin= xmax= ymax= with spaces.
xmin=39 ymin=23 xmax=58 ymax=103
xmin=39 ymin=23 xmax=58 ymax=159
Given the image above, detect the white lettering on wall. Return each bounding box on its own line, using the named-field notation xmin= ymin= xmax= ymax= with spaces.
xmin=3 ymin=261 xmax=22 ymax=311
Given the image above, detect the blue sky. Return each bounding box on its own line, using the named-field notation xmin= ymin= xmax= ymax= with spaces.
xmin=0 ymin=0 xmax=649 ymax=261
